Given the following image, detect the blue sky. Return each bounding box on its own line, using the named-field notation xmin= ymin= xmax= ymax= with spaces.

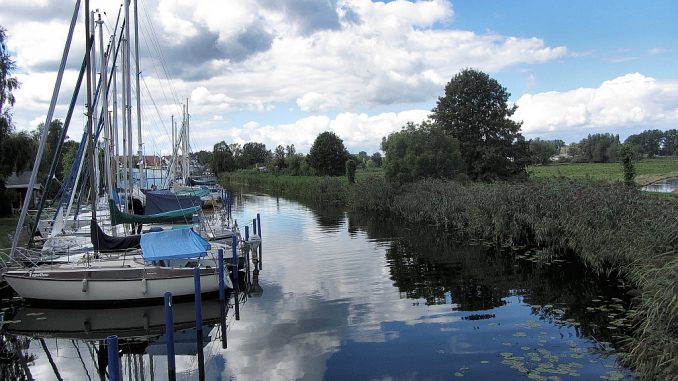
xmin=1 ymin=0 xmax=677 ymax=155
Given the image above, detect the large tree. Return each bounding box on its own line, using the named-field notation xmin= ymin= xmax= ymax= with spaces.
xmin=308 ymin=131 xmax=348 ymax=176
xmin=211 ymin=141 xmax=234 ymax=174
xmin=431 ymin=68 xmax=528 ymax=180
xmin=1 ymin=26 xmax=20 ymax=179
xmin=241 ymin=142 xmax=269 ymax=168
xmin=382 ymin=121 xmax=462 ymax=184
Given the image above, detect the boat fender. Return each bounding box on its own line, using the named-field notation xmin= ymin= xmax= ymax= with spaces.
xmin=82 ymin=278 xmax=88 ymax=292
xmin=141 ymin=278 xmax=148 ymax=295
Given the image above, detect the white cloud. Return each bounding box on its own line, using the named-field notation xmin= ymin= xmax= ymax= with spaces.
xmin=514 ymin=73 xmax=678 ymax=135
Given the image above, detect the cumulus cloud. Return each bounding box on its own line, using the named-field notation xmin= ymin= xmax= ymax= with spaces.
xmin=514 ymin=73 xmax=678 ymax=135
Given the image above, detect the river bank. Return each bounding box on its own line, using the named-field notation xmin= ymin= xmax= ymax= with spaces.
xmin=222 ymin=171 xmax=677 ymax=381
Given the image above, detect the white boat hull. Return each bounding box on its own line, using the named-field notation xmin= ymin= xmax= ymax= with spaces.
xmin=4 ymin=266 xmax=229 ymax=305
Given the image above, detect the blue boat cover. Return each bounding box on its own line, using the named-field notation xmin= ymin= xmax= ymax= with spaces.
xmin=144 ymin=190 xmax=201 ymax=215
xmin=140 ymin=228 xmax=211 ymax=260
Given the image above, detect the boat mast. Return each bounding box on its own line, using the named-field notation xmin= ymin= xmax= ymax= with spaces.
xmin=10 ymin=0 xmax=82 ymax=256
xmin=90 ymin=9 xmax=100 ymax=202
xmin=133 ymin=0 xmax=145 ymax=189
xmin=124 ymin=0 xmax=134 ymax=199
xmin=85 ymin=0 xmax=97 ymax=220
xmin=98 ymin=12 xmax=115 ymax=235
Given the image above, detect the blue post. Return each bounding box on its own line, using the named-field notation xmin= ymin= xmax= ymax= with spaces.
xmin=218 ymin=248 xmax=225 ymax=302
xmin=164 ymin=292 xmax=176 ymax=381
xmin=193 ymin=268 xmax=205 ymax=381
xmin=257 ymin=213 xmax=261 ymax=237
xmin=253 ymin=218 xmax=257 ymax=235
xmin=245 ymin=225 xmax=249 ymax=242
xmin=232 ymin=235 xmax=240 ymax=320
xmin=106 ymin=336 xmax=120 ymax=381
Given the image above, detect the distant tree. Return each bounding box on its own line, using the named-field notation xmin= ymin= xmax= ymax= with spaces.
xmin=241 ymin=142 xmax=269 ymax=168
xmin=431 ymin=68 xmax=528 ymax=180
xmin=229 ymin=143 xmax=243 ymax=168
xmin=308 ymin=131 xmax=349 ymax=176
xmin=211 ymin=141 xmax=234 ymax=174
xmin=382 ymin=121 xmax=462 ymax=184
xmin=625 ymin=129 xmax=664 ymax=158
xmin=285 ymin=144 xmax=296 ymax=157
xmin=345 ymin=159 xmax=357 ymax=183
xmin=529 ymin=138 xmax=561 ymax=165
xmin=662 ymin=129 xmax=678 ymax=156
xmin=60 ymin=140 xmax=79 ymax=178
xmin=620 ymin=144 xmax=636 ymax=186
xmin=0 ymin=131 xmax=36 ymax=176
xmin=287 ymin=154 xmax=306 ymax=176
xmin=371 ymin=152 xmax=383 ymax=167
xmin=571 ymin=133 xmax=621 ymax=163
xmin=194 ymin=150 xmax=212 ymax=167
xmin=274 ymin=145 xmax=286 ymax=170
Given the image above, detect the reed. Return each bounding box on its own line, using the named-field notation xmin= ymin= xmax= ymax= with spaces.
xmin=348 ymin=177 xmax=678 ymax=380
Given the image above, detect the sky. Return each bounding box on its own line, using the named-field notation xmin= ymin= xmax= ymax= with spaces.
xmin=1 ymin=0 xmax=677 ymax=156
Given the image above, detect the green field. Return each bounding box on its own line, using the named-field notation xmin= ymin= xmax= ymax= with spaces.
xmin=528 ymin=157 xmax=678 ymax=185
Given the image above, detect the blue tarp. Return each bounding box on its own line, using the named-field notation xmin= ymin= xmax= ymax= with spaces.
xmin=140 ymin=228 xmax=211 ymax=260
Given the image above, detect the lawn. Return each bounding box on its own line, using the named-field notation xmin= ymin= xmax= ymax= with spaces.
xmin=528 ymin=157 xmax=678 ymax=185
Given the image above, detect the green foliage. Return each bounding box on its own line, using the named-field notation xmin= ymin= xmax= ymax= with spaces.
xmin=1 ymin=26 xmax=19 ymax=117
xmin=241 ymin=142 xmax=269 ymax=168
xmin=625 ymin=129 xmax=665 ymax=158
xmin=308 ymin=131 xmax=348 ymax=176
xmin=345 ymin=159 xmax=356 ymax=183
xmin=273 ymin=144 xmax=286 ymax=170
xmin=370 ymin=152 xmax=383 ymax=167
xmin=193 ymin=150 xmax=212 ymax=167
xmin=620 ymin=144 xmax=636 ymax=185
xmin=60 ymin=140 xmax=79 ymax=179
xmin=431 ymin=68 xmax=528 ymax=180
xmin=528 ymin=157 xmax=678 ymax=185
xmin=568 ymin=133 xmax=621 ymax=163
xmin=662 ymin=129 xmax=678 ymax=156
xmin=211 ymin=141 xmax=234 ymax=174
xmin=0 ymin=131 xmax=35 ymax=176
xmin=529 ymin=138 xmax=563 ymax=165
xmin=382 ymin=121 xmax=463 ymax=184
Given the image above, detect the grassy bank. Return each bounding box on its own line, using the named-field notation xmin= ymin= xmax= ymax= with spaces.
xmin=528 ymin=157 xmax=678 ymax=185
xmin=349 ymin=177 xmax=676 ymax=380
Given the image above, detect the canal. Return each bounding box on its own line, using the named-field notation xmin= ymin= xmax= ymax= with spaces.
xmin=0 ymin=192 xmax=634 ymax=380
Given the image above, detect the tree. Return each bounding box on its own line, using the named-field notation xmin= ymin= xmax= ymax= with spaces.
xmin=382 ymin=121 xmax=462 ymax=184
xmin=285 ymin=144 xmax=296 ymax=157
xmin=570 ymin=133 xmax=620 ymax=163
xmin=625 ymin=129 xmax=664 ymax=158
xmin=662 ymin=129 xmax=678 ymax=156
xmin=620 ymin=143 xmax=636 ymax=186
xmin=241 ymin=142 xmax=269 ymax=168
xmin=211 ymin=141 xmax=234 ymax=174
xmin=431 ymin=68 xmax=528 ymax=180
xmin=0 ymin=131 xmax=36 ymax=176
xmin=308 ymin=131 xmax=348 ymax=176
xmin=1 ymin=26 xmax=19 ymax=117
xmin=529 ymin=138 xmax=561 ymax=165
xmin=273 ymin=145 xmax=286 ymax=170
xmin=345 ymin=159 xmax=356 ymax=183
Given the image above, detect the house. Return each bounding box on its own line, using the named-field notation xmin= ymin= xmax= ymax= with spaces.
xmin=4 ymin=171 xmax=43 ymax=214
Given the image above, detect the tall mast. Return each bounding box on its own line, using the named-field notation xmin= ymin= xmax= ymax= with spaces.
xmin=85 ymin=0 xmax=97 ymax=220
xmin=97 ymin=12 xmax=114 ymax=230
xmin=90 ymin=10 xmax=100 ymax=199
xmin=133 ymin=0 xmax=145 ymax=189
xmin=124 ymin=0 xmax=133 ymax=196
xmin=10 ymin=0 xmax=82 ymax=256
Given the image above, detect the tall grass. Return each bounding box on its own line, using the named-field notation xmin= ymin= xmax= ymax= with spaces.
xmin=349 ymin=176 xmax=677 ymax=380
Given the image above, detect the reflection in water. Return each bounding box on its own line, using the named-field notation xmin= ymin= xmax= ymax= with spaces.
xmin=0 ymin=192 xmax=634 ymax=380
xmin=641 ymin=177 xmax=678 ymax=193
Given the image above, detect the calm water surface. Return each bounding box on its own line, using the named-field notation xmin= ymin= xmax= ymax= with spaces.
xmin=0 ymin=193 xmax=634 ymax=380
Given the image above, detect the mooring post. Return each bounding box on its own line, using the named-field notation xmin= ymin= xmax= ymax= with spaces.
xmin=193 ymin=268 xmax=205 ymax=381
xmin=232 ymin=235 xmax=240 ymax=320
xmin=220 ymin=297 xmax=228 ymax=349
xmin=164 ymin=292 xmax=176 ymax=381
xmin=245 ymin=225 xmax=250 ymax=242
xmin=253 ymin=218 xmax=257 ymax=235
xmin=106 ymin=336 xmax=120 ymax=381
xmin=257 ymin=213 xmax=261 ymax=237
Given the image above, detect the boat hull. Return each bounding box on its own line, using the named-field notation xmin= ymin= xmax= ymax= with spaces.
xmin=4 ymin=266 xmax=225 ymax=306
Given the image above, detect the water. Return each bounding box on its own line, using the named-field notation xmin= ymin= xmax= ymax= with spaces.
xmin=0 ymin=193 xmax=635 ymax=380
xmin=641 ymin=177 xmax=678 ymax=193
